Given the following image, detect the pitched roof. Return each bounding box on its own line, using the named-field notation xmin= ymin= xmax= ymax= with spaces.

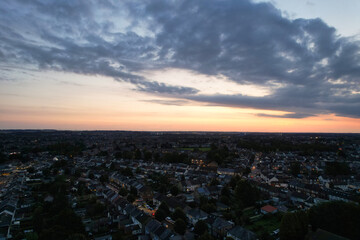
xmin=261 ymin=205 xmax=277 ymax=213
xmin=212 ymin=217 xmax=233 ymax=229
xmin=135 ymin=212 xmax=150 ymax=224
xmin=146 ymin=219 xmax=161 ymax=233
xmin=228 ymin=225 xmax=257 ymax=240
xmin=186 ymin=208 xmax=208 ymax=219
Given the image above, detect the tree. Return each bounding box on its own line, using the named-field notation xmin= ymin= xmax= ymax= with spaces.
xmin=100 ymin=174 xmax=108 ymax=183
xmin=229 ymin=175 xmax=241 ymax=189
xmin=127 ymin=194 xmax=136 ymax=203
xmin=87 ymin=203 xmax=105 ymax=217
xmin=158 ymin=202 xmax=170 ymax=215
xmin=33 ymin=206 xmax=44 ymax=233
xmin=234 ymin=180 xmax=260 ymax=207
xmin=155 ymin=209 xmax=167 ymax=221
xmin=43 ymin=168 xmax=51 ymax=177
xmin=112 ymin=231 xmax=125 ymax=240
xmin=174 ymin=219 xmax=186 ymax=235
xmin=144 ymin=151 xmax=152 ymax=161
xmin=198 ymin=232 xmax=215 ymax=240
xmin=28 ymin=167 xmax=35 ymax=173
xmin=25 ymin=232 xmax=38 ymax=240
xmin=97 ymin=150 xmax=108 ymax=157
xmin=221 ymin=186 xmax=230 ymax=197
xmin=110 ymin=162 xmax=115 ymax=170
xmin=114 ymin=151 xmax=122 ymax=159
xmin=118 ymin=187 xmax=128 ymax=196
xmin=135 ymin=149 xmax=142 ymax=159
xmin=210 ymin=178 xmax=219 ymax=186
xmin=220 ymin=196 xmax=230 ymax=205
xmin=280 ymin=211 xmax=308 ymax=240
xmin=120 ymin=167 xmax=133 ymax=177
xmin=172 ymin=208 xmax=187 ymax=223
xmin=68 ymin=234 xmax=87 ymax=240
xmin=243 ymin=167 xmax=251 ymax=176
xmin=325 ymin=162 xmax=351 ymax=176
xmin=308 ymin=201 xmax=360 ymax=240
xmin=13 ymin=233 xmax=25 ymax=240
xmin=290 ymin=162 xmax=300 ymax=176
xmin=30 ymin=177 xmax=86 ymax=240
xmin=0 ymin=152 xmax=8 ymax=164
xmin=201 ymin=203 xmax=216 ymax=214
xmin=130 ymin=186 xmax=138 ymax=196
xmin=194 ymin=220 xmax=208 ymax=236
xmin=170 ymin=185 xmax=179 ymax=196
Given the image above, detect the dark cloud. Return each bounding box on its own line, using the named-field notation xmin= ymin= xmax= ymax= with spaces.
xmin=186 ymin=93 xmax=320 ymax=115
xmin=0 ymin=0 xmax=193 ymax=95
xmin=136 ymin=82 xmax=198 ymax=95
xmin=142 ymin=99 xmax=189 ymax=106
xmin=256 ymin=113 xmax=315 ymax=119
xmin=0 ymin=0 xmax=359 ymax=118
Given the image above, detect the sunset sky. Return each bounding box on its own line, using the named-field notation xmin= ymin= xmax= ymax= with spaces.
xmin=0 ymin=0 xmax=359 ymax=132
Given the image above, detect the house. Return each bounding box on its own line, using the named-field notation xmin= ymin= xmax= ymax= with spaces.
xmin=276 ymin=205 xmax=288 ymax=213
xmin=145 ymin=219 xmax=174 ymax=240
xmin=183 ymin=194 xmax=195 ymax=203
xmin=194 ymin=187 xmax=210 ymax=199
xmin=138 ymin=186 xmax=153 ymax=201
xmin=211 ymin=217 xmax=234 ymax=238
xmin=114 ymin=198 xmax=129 ymax=212
xmin=124 ymin=224 xmax=142 ymax=235
xmin=0 ymin=204 xmax=15 ymax=217
xmin=133 ymin=212 xmax=150 ymax=231
xmin=0 ymin=212 xmax=12 ymax=239
xmin=216 ymin=202 xmax=230 ymax=211
xmin=185 ymin=180 xmax=201 ymax=192
xmin=227 ymin=225 xmax=257 ymax=240
xmin=207 ymin=161 xmax=218 ymax=168
xmin=118 ymin=217 xmax=133 ymax=229
xmin=153 ymin=194 xmax=187 ymax=212
xmin=94 ymin=234 xmax=113 ymax=240
xmin=290 ymin=191 xmax=309 ymax=205
xmin=153 ymin=193 xmax=166 ymax=207
xmin=138 ymin=235 xmax=151 ymax=240
xmin=326 ymin=189 xmax=356 ymax=203
xmin=217 ymin=168 xmax=238 ymax=176
xmin=268 ymin=176 xmax=279 ymax=185
xmin=123 ymin=204 xmax=137 ymax=215
xmin=207 ymin=186 xmax=221 ymax=198
xmin=260 ymin=205 xmax=278 ymax=214
xmin=44 ymin=195 xmax=54 ymax=202
xmin=186 ymin=208 xmax=208 ymax=225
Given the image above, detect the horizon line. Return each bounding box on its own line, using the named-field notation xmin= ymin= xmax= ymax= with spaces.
xmin=1 ymin=129 xmax=359 ymax=134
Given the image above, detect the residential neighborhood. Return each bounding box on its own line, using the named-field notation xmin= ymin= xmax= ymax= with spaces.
xmin=1 ymin=130 xmax=359 ymax=240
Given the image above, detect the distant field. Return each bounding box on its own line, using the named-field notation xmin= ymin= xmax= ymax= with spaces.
xmin=178 ymin=147 xmax=211 ymax=152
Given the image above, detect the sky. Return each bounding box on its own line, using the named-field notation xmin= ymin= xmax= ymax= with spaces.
xmin=0 ymin=0 xmax=359 ymax=132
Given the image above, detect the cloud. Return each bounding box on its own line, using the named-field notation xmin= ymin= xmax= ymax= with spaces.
xmin=0 ymin=0 xmax=359 ymax=118
xmin=256 ymin=113 xmax=315 ymax=119
xmin=142 ymin=99 xmax=189 ymax=106
xmin=306 ymin=1 xmax=315 ymax=6
xmin=186 ymin=93 xmax=320 ymax=114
